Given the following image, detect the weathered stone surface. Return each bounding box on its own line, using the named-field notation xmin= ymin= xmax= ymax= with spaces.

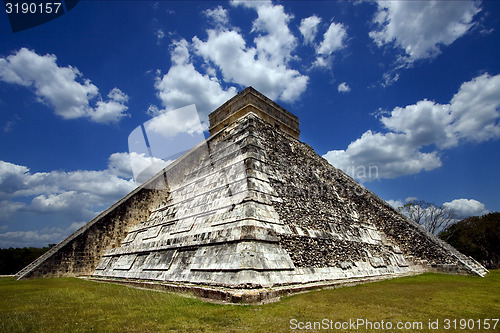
xmin=16 ymin=184 xmax=167 ymax=279
xmin=17 ymin=86 xmax=488 ymax=302
xmin=209 ymin=86 xmax=300 ymax=139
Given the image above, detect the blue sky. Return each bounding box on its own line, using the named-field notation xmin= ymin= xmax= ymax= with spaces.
xmin=1 ymin=0 xmax=499 ymax=247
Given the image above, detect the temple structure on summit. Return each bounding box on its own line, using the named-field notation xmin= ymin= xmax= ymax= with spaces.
xmin=16 ymin=87 xmax=487 ymax=303
xmin=208 ymin=87 xmax=300 ymax=139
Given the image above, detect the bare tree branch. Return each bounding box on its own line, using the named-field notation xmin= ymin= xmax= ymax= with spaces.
xmin=399 ymin=200 xmax=456 ymax=235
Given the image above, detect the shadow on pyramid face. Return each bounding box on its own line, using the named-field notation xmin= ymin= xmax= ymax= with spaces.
xmin=127 ymin=103 xmax=248 ymax=215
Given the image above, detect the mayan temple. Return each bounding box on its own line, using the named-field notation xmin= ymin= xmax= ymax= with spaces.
xmin=16 ymin=87 xmax=487 ymax=303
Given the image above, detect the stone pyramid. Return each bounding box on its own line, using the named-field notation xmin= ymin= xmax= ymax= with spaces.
xmin=17 ymin=87 xmax=487 ymax=303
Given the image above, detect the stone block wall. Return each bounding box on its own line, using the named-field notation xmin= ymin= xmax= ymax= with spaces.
xmin=16 ymin=184 xmax=168 ymax=279
xmin=209 ymin=87 xmax=300 ymax=139
xmin=256 ymin=116 xmax=486 ymax=276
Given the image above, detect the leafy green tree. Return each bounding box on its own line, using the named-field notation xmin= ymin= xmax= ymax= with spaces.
xmin=0 ymin=246 xmax=51 ymax=275
xmin=439 ymin=212 xmax=500 ymax=268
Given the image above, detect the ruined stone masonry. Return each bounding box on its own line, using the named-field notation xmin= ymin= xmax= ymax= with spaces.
xmin=16 ymin=87 xmax=487 ymax=303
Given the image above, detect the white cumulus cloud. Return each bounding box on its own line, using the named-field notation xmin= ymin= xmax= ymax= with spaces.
xmin=108 ymin=152 xmax=137 ymax=179
xmin=324 ymin=73 xmax=500 ymax=181
xmin=0 ymin=200 xmax=26 ymax=220
xmin=192 ymin=1 xmax=308 ymax=103
xmin=154 ymin=39 xmax=237 ymax=122
xmin=0 ymin=149 xmax=185 ymax=247
xmin=299 ymin=15 xmax=322 ymax=45
xmin=0 ymin=223 xmax=85 ymax=248
xmin=204 ymin=5 xmax=229 ymax=27
xmin=338 ymin=82 xmax=351 ymax=93
xmin=388 ymin=197 xmax=489 ymax=220
xmin=324 ymin=130 xmax=442 ymax=181
xmin=0 ymin=48 xmax=129 ymax=124
xmin=0 ymin=152 xmax=156 ymax=247
xmin=370 ymin=0 xmax=481 ymax=61
xmin=443 ymin=199 xmax=489 ymax=218
xmin=380 ymin=100 xmax=456 ymax=148
xmin=108 ymin=151 xmax=171 ymax=185
xmin=317 ymin=22 xmax=347 ymax=56
xmin=155 ymin=2 xmax=311 ymax=119
xmin=314 ymin=22 xmax=348 ymax=68
xmin=386 ymin=199 xmax=404 ymax=209
xmin=235 ymin=0 xmax=296 ymax=65
xmin=450 ymin=73 xmax=500 ymax=142
xmin=0 ymin=156 xmax=137 ymax=220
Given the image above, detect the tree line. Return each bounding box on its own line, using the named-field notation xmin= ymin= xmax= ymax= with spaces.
xmin=0 ymin=245 xmax=53 ymax=275
xmin=399 ymin=201 xmax=499 ymax=269
xmin=439 ymin=213 xmax=499 ymax=269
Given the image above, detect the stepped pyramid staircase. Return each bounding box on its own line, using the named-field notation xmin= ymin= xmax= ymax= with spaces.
xmin=16 ymin=87 xmax=487 ymax=303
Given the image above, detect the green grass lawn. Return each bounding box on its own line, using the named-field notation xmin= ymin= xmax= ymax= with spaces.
xmin=1 ymin=272 xmax=499 ymax=332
